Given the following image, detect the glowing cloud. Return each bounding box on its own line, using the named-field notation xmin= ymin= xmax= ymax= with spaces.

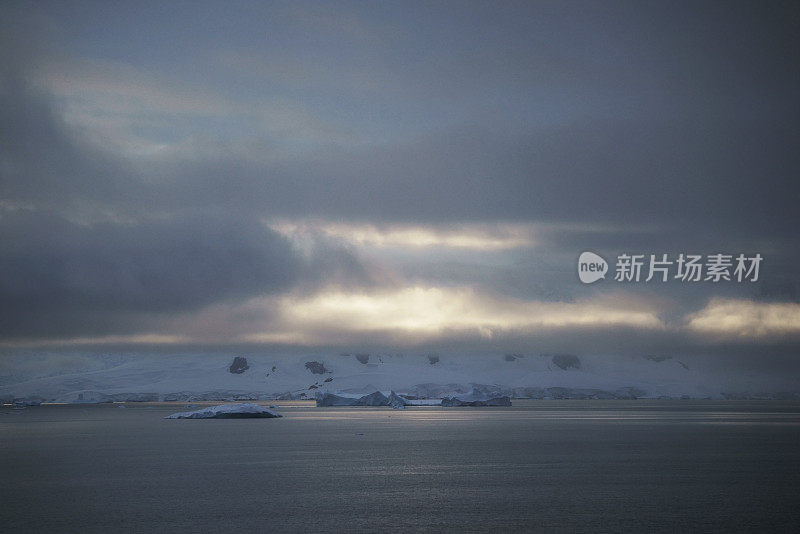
xmin=268 ymin=220 xmax=537 ymax=250
xmin=242 ymin=286 xmax=665 ymax=344
xmin=685 ymin=299 xmax=800 ymax=338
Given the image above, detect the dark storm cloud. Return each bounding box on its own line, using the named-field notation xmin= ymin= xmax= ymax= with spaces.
xmin=118 ymin=113 xmax=798 ymax=253
xmin=3 ymin=1 xmax=798 ymax=234
xmin=3 ymin=3 xmax=800 ymax=228
xmin=0 ymin=15 xmax=365 ymax=340
xmin=266 ymin=116 xmax=799 ymax=234
xmin=0 ymin=11 xmax=144 ymax=218
xmin=0 ymin=209 xmax=299 ymax=338
xmin=1 ymin=1 xmax=799 ymax=350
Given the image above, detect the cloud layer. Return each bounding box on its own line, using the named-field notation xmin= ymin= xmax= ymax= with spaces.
xmin=0 ymin=1 xmax=798 ymax=358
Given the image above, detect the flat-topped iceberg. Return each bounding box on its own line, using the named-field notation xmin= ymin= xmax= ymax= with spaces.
xmin=315 ymin=391 xmax=391 ymax=406
xmin=315 ymin=390 xmax=426 ymax=408
xmin=316 ymin=392 xmax=366 ymax=406
xmin=441 ymin=390 xmax=512 ymax=407
xmin=315 ymin=389 xmax=510 ymax=408
xmin=165 ymin=403 xmax=282 ymax=419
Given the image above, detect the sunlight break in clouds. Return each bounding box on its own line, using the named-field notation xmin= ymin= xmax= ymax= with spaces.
xmin=0 ymin=287 xmax=663 ymax=349
xmin=686 ymin=299 xmax=800 ymax=338
xmin=268 ymin=220 xmax=537 ymax=250
xmin=244 ymin=286 xmax=665 ymax=344
xmin=0 ymin=334 xmax=193 ymax=349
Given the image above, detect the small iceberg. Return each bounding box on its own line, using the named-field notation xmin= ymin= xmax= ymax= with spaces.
xmin=441 ymin=389 xmax=512 ymax=407
xmin=315 ymin=390 xmax=412 ymax=407
xmin=315 ymin=390 xmax=442 ymax=408
xmin=315 ymin=391 xmax=390 ymax=406
xmin=315 ymin=392 xmax=364 ymax=406
xmin=165 ymin=403 xmax=282 ymax=419
xmin=357 ymin=391 xmax=390 ymax=406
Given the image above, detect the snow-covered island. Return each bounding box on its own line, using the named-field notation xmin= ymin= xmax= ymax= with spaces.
xmin=3 ymin=352 xmax=799 ymax=405
xmin=165 ymin=403 xmax=282 ymax=419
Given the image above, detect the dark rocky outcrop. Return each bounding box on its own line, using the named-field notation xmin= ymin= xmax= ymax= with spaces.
xmin=427 ymin=354 xmax=440 ymax=365
xmin=229 ymin=357 xmax=249 ymax=374
xmin=551 ymin=354 xmax=580 ymax=370
xmin=355 ymin=354 xmax=370 ymax=364
xmin=305 ymin=361 xmax=328 ymax=374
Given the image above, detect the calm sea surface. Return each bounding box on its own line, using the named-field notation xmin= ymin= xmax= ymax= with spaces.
xmin=2 ymin=400 xmax=799 ymax=532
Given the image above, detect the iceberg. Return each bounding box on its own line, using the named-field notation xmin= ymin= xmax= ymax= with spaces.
xmin=316 ymin=390 xmax=443 ymax=408
xmin=404 ymin=398 xmax=442 ymax=406
xmin=441 ymin=389 xmax=512 ymax=407
xmin=315 ymin=391 xmax=390 ymax=406
xmin=387 ymin=391 xmax=408 ymax=409
xmin=13 ymin=398 xmax=43 ymax=407
xmin=355 ymin=391 xmax=389 ymax=406
xmin=315 ymin=392 xmax=361 ymax=406
xmin=165 ymin=403 xmax=282 ymax=419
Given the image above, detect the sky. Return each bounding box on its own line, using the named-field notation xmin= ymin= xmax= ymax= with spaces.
xmin=1 ymin=0 xmax=799 ymax=359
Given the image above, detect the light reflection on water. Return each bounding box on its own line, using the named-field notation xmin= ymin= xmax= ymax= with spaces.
xmin=3 ymin=399 xmax=800 ymax=531
xmin=270 ymin=400 xmax=800 ymax=426
xmin=6 ymin=400 xmax=799 ymax=426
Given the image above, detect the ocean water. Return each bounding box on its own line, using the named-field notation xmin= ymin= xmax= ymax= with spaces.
xmin=2 ymin=400 xmax=799 ymax=532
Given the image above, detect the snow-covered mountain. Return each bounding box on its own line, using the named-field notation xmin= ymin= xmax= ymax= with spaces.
xmin=1 ymin=351 xmax=798 ymax=403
